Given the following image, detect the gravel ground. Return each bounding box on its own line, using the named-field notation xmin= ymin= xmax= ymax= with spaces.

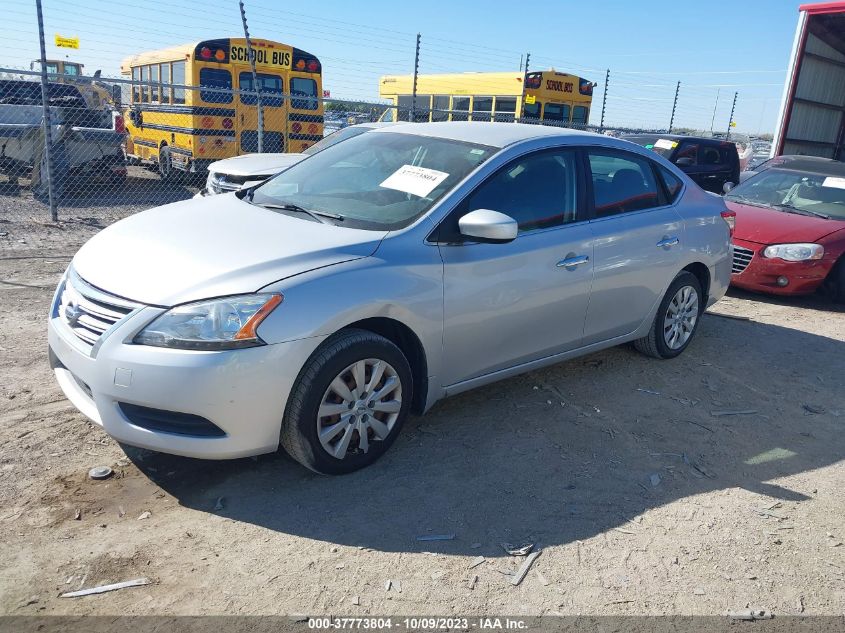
xmin=1 ymin=194 xmax=844 ymax=617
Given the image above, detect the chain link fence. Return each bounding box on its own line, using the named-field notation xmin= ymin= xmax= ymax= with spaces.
xmin=0 ymin=66 xmax=692 ymax=228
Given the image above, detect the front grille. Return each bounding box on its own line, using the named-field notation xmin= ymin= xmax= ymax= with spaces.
xmin=732 ymin=244 xmax=754 ymax=274
xmin=59 ymin=270 xmax=141 ymax=347
xmin=119 ymin=403 xmax=226 ymax=437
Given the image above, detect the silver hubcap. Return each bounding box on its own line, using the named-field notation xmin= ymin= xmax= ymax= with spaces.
xmin=663 ymin=285 xmax=699 ymax=350
xmin=317 ymin=358 xmax=402 ymax=460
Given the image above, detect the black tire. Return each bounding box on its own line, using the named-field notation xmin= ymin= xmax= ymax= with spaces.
xmin=829 ymin=259 xmax=845 ymax=304
xmin=634 ymin=271 xmax=703 ymax=359
xmin=280 ymin=329 xmax=413 ymax=475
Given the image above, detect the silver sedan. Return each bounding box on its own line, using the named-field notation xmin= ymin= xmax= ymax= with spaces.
xmin=48 ymin=122 xmax=732 ymax=474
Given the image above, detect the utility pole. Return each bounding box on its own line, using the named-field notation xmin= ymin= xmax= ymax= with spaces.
xmin=709 ymin=87 xmax=721 ymax=134
xmin=35 ymin=0 xmax=56 ymax=221
xmin=599 ymin=68 xmax=610 ymax=132
xmin=668 ymin=81 xmax=680 ymax=133
xmin=727 ymin=91 xmax=738 ymax=140
xmin=410 ymin=33 xmax=421 ymax=122
xmin=239 ymin=0 xmax=263 ymax=152
xmin=520 ymin=52 xmax=531 ymax=121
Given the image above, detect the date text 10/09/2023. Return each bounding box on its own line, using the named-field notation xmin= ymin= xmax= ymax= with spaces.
xmin=307 ymin=618 xmax=529 ymax=630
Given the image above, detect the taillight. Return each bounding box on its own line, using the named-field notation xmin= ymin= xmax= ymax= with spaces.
xmin=114 ymin=114 xmax=125 ymax=134
xmin=307 ymin=123 xmax=318 ymax=134
xmin=306 ymin=60 xmax=320 ymax=73
xmin=721 ymin=210 xmax=736 ymax=237
xmin=200 ymin=47 xmax=212 ymax=59
xmin=291 ymin=122 xmax=302 ymax=133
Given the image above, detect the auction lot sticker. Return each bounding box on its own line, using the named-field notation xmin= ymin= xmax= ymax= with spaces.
xmin=823 ymin=176 xmax=845 ymax=189
xmin=654 ymin=139 xmax=678 ymax=150
xmin=380 ymin=165 xmax=449 ymax=198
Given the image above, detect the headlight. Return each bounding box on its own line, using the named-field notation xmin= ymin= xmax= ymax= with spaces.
xmin=134 ymin=293 xmax=283 ymax=350
xmin=205 ymin=171 xmax=218 ymax=193
xmin=762 ymin=243 xmax=824 ymax=262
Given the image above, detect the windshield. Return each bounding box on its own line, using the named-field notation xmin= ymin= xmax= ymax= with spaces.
xmin=250 ymin=131 xmax=496 ymax=230
xmin=727 ymin=168 xmax=845 ymax=219
xmin=302 ymin=125 xmax=370 ymax=156
xmin=624 ymin=135 xmax=676 ymax=158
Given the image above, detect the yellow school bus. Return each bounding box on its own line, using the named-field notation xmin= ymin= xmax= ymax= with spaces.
xmin=120 ymin=38 xmax=324 ymax=178
xmin=378 ymin=70 xmax=594 ymax=126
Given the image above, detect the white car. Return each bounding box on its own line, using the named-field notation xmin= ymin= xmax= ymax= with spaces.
xmin=196 ymin=122 xmax=390 ymax=196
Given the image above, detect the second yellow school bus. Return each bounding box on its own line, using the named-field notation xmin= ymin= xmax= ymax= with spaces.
xmin=378 ymin=70 xmax=594 ymax=126
xmin=120 ymin=38 xmax=324 ymax=179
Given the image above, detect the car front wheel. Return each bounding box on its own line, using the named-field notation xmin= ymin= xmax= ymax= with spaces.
xmin=635 ymin=271 xmax=703 ymax=359
xmin=280 ymin=329 xmax=412 ymax=474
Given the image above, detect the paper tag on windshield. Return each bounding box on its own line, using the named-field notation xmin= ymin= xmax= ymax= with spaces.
xmin=822 ymin=176 xmax=845 ymax=190
xmin=380 ymin=165 xmax=449 ymax=198
xmin=654 ymin=139 xmax=677 ymax=150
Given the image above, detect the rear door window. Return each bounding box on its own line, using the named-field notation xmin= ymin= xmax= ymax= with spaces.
xmin=658 ymin=166 xmax=684 ymax=202
xmin=588 ymin=151 xmax=662 ymax=218
xmin=674 ymin=141 xmax=700 ymax=167
xmin=239 ymin=72 xmax=284 ymax=107
xmin=572 ymin=106 xmax=588 ymax=126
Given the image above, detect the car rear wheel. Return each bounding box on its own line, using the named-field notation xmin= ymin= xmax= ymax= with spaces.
xmin=635 ymin=271 xmax=703 ymax=359
xmin=280 ymin=329 xmax=412 ymax=474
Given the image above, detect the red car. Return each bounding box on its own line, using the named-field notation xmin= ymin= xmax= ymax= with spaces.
xmin=725 ymin=157 xmax=845 ymax=301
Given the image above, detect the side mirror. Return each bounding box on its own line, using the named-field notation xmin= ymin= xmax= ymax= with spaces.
xmin=723 ymin=181 xmax=735 ymax=194
xmin=675 ymin=157 xmax=694 ymax=167
xmin=458 ymin=209 xmax=518 ymax=243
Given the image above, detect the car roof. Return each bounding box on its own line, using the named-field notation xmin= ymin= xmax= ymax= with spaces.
xmin=767 ymin=156 xmax=845 ymax=177
xmin=372 ymin=121 xmax=601 ymax=149
xmin=622 ymin=133 xmax=729 ymax=145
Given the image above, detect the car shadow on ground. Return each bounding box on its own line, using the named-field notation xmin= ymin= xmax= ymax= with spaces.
xmin=125 ymin=313 xmax=845 ymax=556
xmin=726 ymin=286 xmax=845 ymax=314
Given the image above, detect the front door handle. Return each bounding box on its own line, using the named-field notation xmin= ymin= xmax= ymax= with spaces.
xmin=657 ymin=237 xmax=680 ymax=248
xmin=557 ymin=254 xmax=590 ymax=269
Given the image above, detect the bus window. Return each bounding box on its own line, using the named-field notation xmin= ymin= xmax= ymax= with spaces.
xmin=131 ymin=67 xmax=140 ymax=103
xmin=572 ymin=105 xmax=588 ymax=126
xmin=397 ymin=95 xmax=412 ymax=121
xmin=472 ymin=96 xmax=493 ymax=121
xmin=150 ymin=64 xmax=160 ymax=102
xmin=45 ymin=63 xmax=58 ymax=75
xmin=494 ymin=97 xmax=516 ymax=122
xmin=172 ymin=61 xmax=185 ymax=104
xmin=291 ymin=77 xmax=318 ymax=110
xmin=452 ymin=96 xmax=470 ymax=121
xmin=200 ymin=68 xmax=233 ymax=104
xmin=140 ymin=65 xmax=148 ymax=102
xmin=161 ymin=63 xmax=170 ymax=104
xmin=413 ymin=95 xmax=431 ymax=122
xmin=523 ymin=101 xmax=541 ymax=121
xmin=240 ymin=72 xmax=284 ymax=107
xmin=432 ymin=95 xmax=449 ymax=122
xmin=64 ymin=64 xmax=79 ymax=76
xmin=544 ymin=103 xmax=569 ymax=123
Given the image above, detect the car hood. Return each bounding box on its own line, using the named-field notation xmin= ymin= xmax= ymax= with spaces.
xmin=72 ymin=194 xmax=387 ymax=306
xmin=207 ymin=152 xmax=306 ymax=177
xmin=726 ymin=200 xmax=845 ymax=244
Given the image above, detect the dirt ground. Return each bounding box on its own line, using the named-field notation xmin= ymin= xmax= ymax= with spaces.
xmin=1 ymin=194 xmax=844 ymax=617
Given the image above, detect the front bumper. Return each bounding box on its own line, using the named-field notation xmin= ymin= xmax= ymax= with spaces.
xmin=730 ymin=238 xmax=833 ymax=296
xmin=48 ymin=297 xmax=325 ymax=459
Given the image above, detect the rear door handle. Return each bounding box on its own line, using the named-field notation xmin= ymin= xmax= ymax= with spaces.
xmin=557 ymin=254 xmax=590 ymax=269
xmin=657 ymin=237 xmax=680 ymax=248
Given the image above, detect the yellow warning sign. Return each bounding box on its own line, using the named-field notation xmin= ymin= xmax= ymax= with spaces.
xmin=524 ymin=94 xmax=536 ymax=104
xmin=54 ymin=34 xmax=79 ymax=49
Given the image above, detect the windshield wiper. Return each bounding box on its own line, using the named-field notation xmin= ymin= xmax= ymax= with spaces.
xmin=247 ymin=195 xmax=344 ymax=224
xmin=773 ymin=203 xmax=830 ymax=220
xmin=725 ymin=194 xmax=774 ymax=209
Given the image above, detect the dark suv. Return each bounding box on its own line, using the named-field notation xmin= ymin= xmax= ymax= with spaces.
xmin=622 ymin=134 xmax=740 ymax=194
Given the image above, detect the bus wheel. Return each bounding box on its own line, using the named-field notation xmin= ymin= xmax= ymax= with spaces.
xmin=158 ymin=146 xmax=177 ymax=182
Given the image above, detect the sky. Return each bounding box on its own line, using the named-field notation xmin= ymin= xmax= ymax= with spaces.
xmin=2 ymin=0 xmax=806 ymax=134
